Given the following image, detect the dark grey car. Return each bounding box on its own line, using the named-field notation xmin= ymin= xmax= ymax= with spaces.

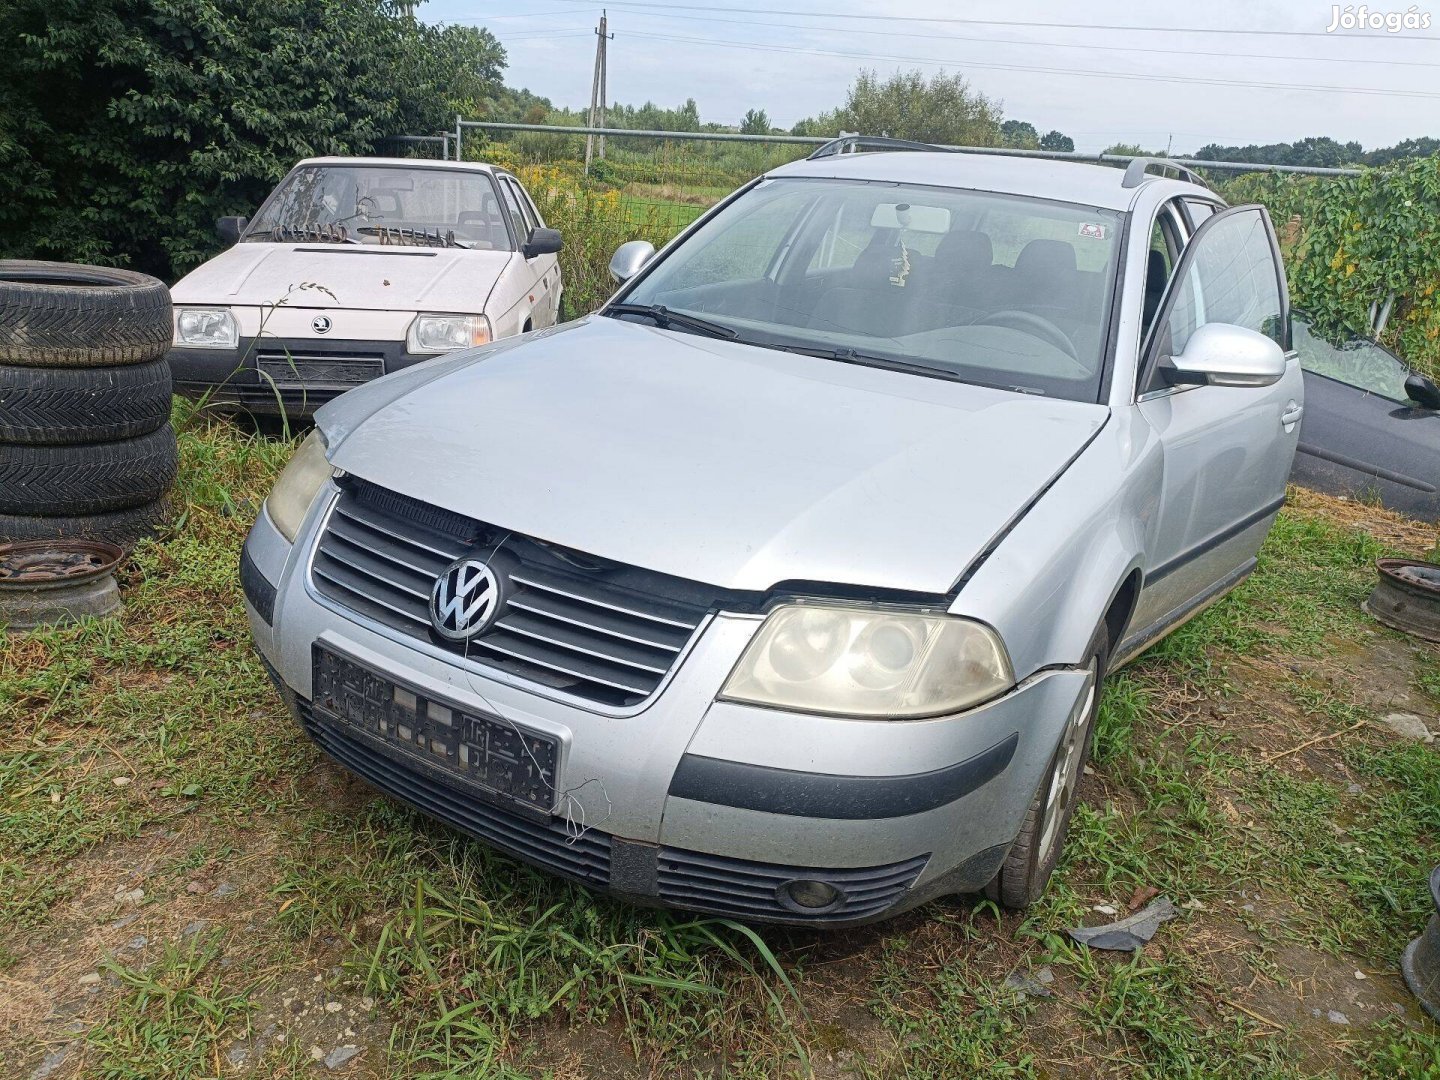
xmin=1291 ymin=315 xmax=1440 ymax=520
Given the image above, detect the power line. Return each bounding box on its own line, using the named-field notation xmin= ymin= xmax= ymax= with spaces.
xmin=620 ymin=29 xmax=1440 ymax=100
xmin=536 ymin=0 xmax=1440 ymax=41
xmin=524 ymin=6 xmax=1440 ymax=69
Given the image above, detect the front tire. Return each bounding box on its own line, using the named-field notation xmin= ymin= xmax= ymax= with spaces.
xmin=984 ymin=631 xmax=1107 ymax=909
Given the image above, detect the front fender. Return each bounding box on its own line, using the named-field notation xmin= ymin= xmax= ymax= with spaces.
xmin=952 ymin=410 xmax=1160 ymax=678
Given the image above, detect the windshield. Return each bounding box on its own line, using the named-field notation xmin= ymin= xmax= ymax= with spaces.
xmin=616 ymin=177 xmax=1123 ymax=402
xmin=247 ymin=165 xmax=512 ymax=250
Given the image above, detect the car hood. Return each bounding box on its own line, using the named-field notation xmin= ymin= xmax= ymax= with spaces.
xmin=320 ymin=317 xmax=1108 ymax=594
xmin=170 ymin=242 xmax=514 ymax=311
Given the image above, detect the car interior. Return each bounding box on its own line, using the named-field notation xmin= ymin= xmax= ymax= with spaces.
xmin=635 ymin=185 xmax=1123 ymax=398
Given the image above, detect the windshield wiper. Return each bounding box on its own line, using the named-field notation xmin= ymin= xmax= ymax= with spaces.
xmin=767 ymin=342 xmax=967 ymax=383
xmin=606 ymin=303 xmax=738 ymax=340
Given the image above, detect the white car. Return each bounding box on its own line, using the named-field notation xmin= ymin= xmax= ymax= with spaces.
xmin=167 ymin=157 xmax=562 ymax=416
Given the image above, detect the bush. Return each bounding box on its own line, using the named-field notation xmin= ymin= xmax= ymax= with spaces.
xmin=1218 ymin=156 xmax=1440 ymax=379
xmin=0 ymin=0 xmax=504 ymax=282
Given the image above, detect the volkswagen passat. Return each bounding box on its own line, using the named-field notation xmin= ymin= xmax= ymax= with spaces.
xmin=242 ymin=145 xmax=1302 ymax=924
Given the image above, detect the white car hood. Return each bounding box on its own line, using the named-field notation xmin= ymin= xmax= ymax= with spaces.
xmin=170 ymin=242 xmax=514 ymax=311
xmin=320 ymin=317 xmax=1108 ymax=594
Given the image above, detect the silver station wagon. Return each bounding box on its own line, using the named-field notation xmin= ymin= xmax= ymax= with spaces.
xmin=242 ymin=141 xmax=1302 ymax=924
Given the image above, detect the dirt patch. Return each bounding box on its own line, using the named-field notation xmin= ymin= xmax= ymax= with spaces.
xmin=1289 ymin=486 xmax=1439 ymax=558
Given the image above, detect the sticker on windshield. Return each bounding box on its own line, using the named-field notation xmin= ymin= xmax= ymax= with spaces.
xmin=1078 ymin=223 xmax=1108 ymax=240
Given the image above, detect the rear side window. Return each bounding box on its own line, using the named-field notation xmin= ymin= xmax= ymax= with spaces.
xmin=1156 ymin=207 xmax=1283 ymax=359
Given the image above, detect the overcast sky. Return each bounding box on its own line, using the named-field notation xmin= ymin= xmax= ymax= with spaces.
xmin=422 ymin=0 xmax=1440 ymax=154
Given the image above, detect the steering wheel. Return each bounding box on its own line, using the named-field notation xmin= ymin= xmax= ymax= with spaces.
xmin=974 ymin=309 xmax=1079 ymax=363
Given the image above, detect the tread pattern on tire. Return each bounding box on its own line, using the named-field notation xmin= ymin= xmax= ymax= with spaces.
xmin=0 ymin=360 xmax=173 ymax=444
xmin=0 ymin=497 xmax=172 ymax=551
xmin=0 ymin=260 xmax=172 ymax=368
xmin=0 ymin=425 xmax=178 ymax=515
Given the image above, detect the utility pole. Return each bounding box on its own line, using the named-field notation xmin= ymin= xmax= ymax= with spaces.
xmin=584 ymin=10 xmax=612 ymax=175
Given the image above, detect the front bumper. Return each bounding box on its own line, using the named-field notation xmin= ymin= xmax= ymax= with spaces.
xmin=169 ymin=337 xmax=433 ymax=416
xmin=242 ymin=501 xmax=1092 ymax=926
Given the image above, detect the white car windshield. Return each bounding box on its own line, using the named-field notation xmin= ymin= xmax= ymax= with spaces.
xmin=616 ymin=177 xmax=1124 ymax=402
xmin=247 ymin=165 xmax=512 ymax=250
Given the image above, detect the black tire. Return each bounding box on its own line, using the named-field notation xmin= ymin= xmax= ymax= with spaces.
xmin=0 ymin=425 xmax=178 ymax=515
xmin=0 ymin=260 xmax=172 ymax=368
xmin=0 ymin=360 xmax=173 ymax=445
xmin=984 ymin=629 xmax=1109 ymax=910
xmin=0 ymin=498 xmax=172 ymax=551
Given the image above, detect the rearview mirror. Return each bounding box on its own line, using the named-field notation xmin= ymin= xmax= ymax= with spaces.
xmin=1404 ymin=371 xmax=1440 ymax=410
xmin=522 ymin=227 xmax=563 ymax=259
xmin=216 ymin=216 xmax=248 ymax=245
xmin=609 ymin=240 xmax=656 ymax=284
xmin=1163 ymin=323 xmax=1287 ymax=389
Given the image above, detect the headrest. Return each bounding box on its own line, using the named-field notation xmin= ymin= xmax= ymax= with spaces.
xmin=935 ymin=230 xmax=993 ymax=270
xmin=1015 ymin=238 xmax=1077 ymax=275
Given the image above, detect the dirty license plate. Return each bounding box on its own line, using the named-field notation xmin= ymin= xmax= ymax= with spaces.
xmin=310 ymin=645 xmax=559 ymax=813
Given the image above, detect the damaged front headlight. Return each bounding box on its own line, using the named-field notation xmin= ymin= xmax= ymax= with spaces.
xmin=173 ymin=306 xmax=238 ymax=349
xmin=264 ymin=430 xmax=333 ymax=543
xmin=720 ymin=602 xmax=1014 ymax=718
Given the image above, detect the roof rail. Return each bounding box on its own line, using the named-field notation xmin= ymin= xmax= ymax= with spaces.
xmin=807 ymin=134 xmax=955 ymax=159
xmin=1121 ymin=157 xmax=1211 ymax=190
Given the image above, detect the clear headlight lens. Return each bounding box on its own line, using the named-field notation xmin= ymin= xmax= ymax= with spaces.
xmin=174 ymin=306 xmax=238 ymax=348
xmin=263 ymin=430 xmax=332 ymax=543
xmin=406 ymin=313 xmax=492 ymax=353
xmin=720 ymin=603 xmax=1014 ymax=718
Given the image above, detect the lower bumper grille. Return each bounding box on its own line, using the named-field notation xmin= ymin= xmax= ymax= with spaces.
xmin=657 ymin=848 xmax=929 ymax=922
xmin=295 ymin=695 xmax=927 ymax=923
xmin=297 ymin=699 xmax=611 ymax=885
xmin=174 ymin=380 xmax=347 ymax=414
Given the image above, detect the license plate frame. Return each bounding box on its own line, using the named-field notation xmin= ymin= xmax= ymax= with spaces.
xmin=310 ymin=644 xmax=559 ymax=816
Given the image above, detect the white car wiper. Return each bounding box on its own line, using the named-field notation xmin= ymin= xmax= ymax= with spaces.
xmin=607 ymin=304 xmax=738 ymax=340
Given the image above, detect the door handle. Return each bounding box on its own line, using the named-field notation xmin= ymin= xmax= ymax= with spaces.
xmin=1281 ymin=401 xmax=1304 ymax=426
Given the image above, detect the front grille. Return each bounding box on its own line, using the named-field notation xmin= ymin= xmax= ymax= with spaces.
xmin=256 ymin=352 xmax=384 ymax=388
xmin=657 ymin=848 xmax=929 ymax=922
xmin=310 ymin=478 xmax=713 ymax=707
xmin=297 ymin=699 xmax=611 ymax=885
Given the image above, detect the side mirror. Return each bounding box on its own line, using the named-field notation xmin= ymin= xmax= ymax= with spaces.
xmin=216 ymin=216 xmax=248 ymax=245
xmin=1404 ymin=371 xmax=1440 ymax=410
xmin=1162 ymin=323 xmax=1287 ymax=389
xmin=609 ymin=240 xmax=655 ymax=284
xmin=522 ymin=227 xmax=563 ymax=259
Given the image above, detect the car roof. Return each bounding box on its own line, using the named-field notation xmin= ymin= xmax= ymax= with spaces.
xmin=767 ymin=151 xmax=1212 ymax=211
xmin=293 ymin=157 xmax=504 ymax=175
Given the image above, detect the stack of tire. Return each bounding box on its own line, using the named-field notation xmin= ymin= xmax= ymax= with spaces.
xmin=0 ymin=261 xmax=177 ymax=550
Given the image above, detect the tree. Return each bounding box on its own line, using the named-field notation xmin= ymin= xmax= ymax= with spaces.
xmin=797 ymin=69 xmax=1002 ymax=147
xmin=1102 ymin=143 xmax=1156 ymax=157
xmin=740 ymin=109 xmax=771 ymax=136
xmin=0 ymin=0 xmax=506 ymax=281
xmin=1040 ymin=130 xmax=1075 ymax=153
xmin=1000 ymin=120 xmax=1039 ymax=149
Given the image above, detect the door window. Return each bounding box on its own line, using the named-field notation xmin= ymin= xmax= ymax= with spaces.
xmin=1293 ymin=317 xmax=1411 ymax=402
xmin=497 ymin=177 xmax=533 ymax=239
xmin=1143 ymin=207 xmax=1284 ymax=392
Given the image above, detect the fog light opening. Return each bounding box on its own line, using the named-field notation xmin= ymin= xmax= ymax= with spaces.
xmin=777 ymin=878 xmax=845 ymax=914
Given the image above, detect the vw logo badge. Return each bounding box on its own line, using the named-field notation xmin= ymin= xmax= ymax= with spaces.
xmin=311 ymin=315 xmax=333 ymax=335
xmin=430 ymin=557 xmax=501 ymax=641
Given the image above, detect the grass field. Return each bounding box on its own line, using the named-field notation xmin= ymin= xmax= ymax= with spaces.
xmin=2 ymin=403 xmax=1439 ymax=1078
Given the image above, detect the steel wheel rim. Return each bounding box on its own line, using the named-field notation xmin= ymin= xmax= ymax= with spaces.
xmin=1037 ymin=660 xmax=1098 ymax=867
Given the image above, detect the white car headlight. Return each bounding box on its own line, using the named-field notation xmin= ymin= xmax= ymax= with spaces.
xmin=264 ymin=430 xmax=333 ymax=543
xmin=406 ymin=313 xmax=493 ymax=354
xmin=720 ymin=603 xmax=1014 ymax=719
xmin=174 ymin=306 xmax=238 ymax=349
